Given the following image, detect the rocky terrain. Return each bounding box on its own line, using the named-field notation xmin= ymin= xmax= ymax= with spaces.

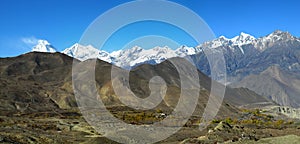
xmin=32 ymin=30 xmax=300 ymax=109
xmin=0 ymin=53 xmax=276 ymax=143
xmin=1 ymin=52 xmax=299 ymax=143
xmin=181 ymin=108 xmax=300 ymax=144
xmin=192 ymin=31 xmax=300 ymax=108
xmin=230 ymin=65 xmax=300 ymax=108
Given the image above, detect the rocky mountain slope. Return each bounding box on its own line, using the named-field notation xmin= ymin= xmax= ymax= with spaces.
xmin=230 ymin=65 xmax=300 ymax=107
xmin=29 ymin=30 xmax=300 ymax=108
xmin=0 ymin=52 xmax=272 ymax=115
xmin=0 ymin=52 xmax=295 ymax=144
xmin=192 ymin=30 xmax=300 ymax=108
xmin=192 ymin=30 xmax=300 ymax=81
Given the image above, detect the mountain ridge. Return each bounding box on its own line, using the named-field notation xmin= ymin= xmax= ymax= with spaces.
xmin=27 ymin=30 xmax=300 ymax=108
xmin=0 ymin=52 xmax=273 ymax=114
xmin=30 ymin=30 xmax=298 ymax=70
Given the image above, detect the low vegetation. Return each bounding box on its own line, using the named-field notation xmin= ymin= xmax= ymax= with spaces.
xmin=211 ymin=109 xmax=295 ymax=129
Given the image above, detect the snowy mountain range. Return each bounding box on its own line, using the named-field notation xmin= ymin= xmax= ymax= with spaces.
xmin=29 ymin=30 xmax=300 ymax=108
xmin=193 ymin=30 xmax=300 ymax=78
xmin=191 ymin=30 xmax=300 ymax=107
xmin=32 ymin=41 xmax=200 ymax=69
xmin=30 ymin=31 xmax=263 ymax=69
xmin=30 ymin=30 xmax=300 ymax=71
xmin=62 ymin=43 xmax=112 ymax=63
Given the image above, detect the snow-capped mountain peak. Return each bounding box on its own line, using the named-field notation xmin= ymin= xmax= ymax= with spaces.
xmin=175 ymin=45 xmax=201 ymax=56
xmin=152 ymin=46 xmax=173 ymax=53
xmin=33 ymin=30 xmax=299 ymax=70
xmin=32 ymin=40 xmax=57 ymax=53
xmin=198 ymin=32 xmax=256 ymax=49
xmin=253 ymin=30 xmax=297 ymax=51
xmin=200 ymin=36 xmax=230 ymax=49
xmin=219 ymin=36 xmax=229 ymax=40
xmin=109 ymin=46 xmax=178 ymax=69
xmin=230 ymin=32 xmax=256 ymax=46
xmin=266 ymin=30 xmax=294 ymax=40
xmin=122 ymin=46 xmax=144 ymax=54
xmin=62 ymin=43 xmax=112 ymax=62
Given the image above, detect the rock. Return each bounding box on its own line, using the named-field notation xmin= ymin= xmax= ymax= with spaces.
xmin=208 ymin=129 xmax=214 ymax=133
xmin=197 ymin=136 xmax=208 ymax=141
xmin=214 ymin=121 xmax=233 ymax=131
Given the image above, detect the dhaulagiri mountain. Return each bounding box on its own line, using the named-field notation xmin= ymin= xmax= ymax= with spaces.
xmin=31 ymin=40 xmax=57 ymax=53
xmin=31 ymin=30 xmax=300 ymax=108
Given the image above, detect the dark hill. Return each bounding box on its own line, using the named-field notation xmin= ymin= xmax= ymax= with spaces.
xmin=0 ymin=52 xmax=274 ymax=117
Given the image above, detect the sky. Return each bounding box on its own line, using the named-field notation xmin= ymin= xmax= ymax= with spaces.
xmin=1 ymin=0 xmax=300 ymax=57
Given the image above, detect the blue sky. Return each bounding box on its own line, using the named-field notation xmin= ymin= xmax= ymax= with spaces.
xmin=1 ymin=0 xmax=300 ymax=57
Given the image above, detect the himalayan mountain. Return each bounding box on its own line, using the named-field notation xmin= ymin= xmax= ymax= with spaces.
xmin=30 ymin=30 xmax=300 ymax=108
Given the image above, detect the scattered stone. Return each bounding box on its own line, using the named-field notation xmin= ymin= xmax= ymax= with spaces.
xmin=214 ymin=121 xmax=233 ymax=131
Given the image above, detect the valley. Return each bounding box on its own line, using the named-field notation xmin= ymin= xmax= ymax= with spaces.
xmin=0 ymin=52 xmax=299 ymax=143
